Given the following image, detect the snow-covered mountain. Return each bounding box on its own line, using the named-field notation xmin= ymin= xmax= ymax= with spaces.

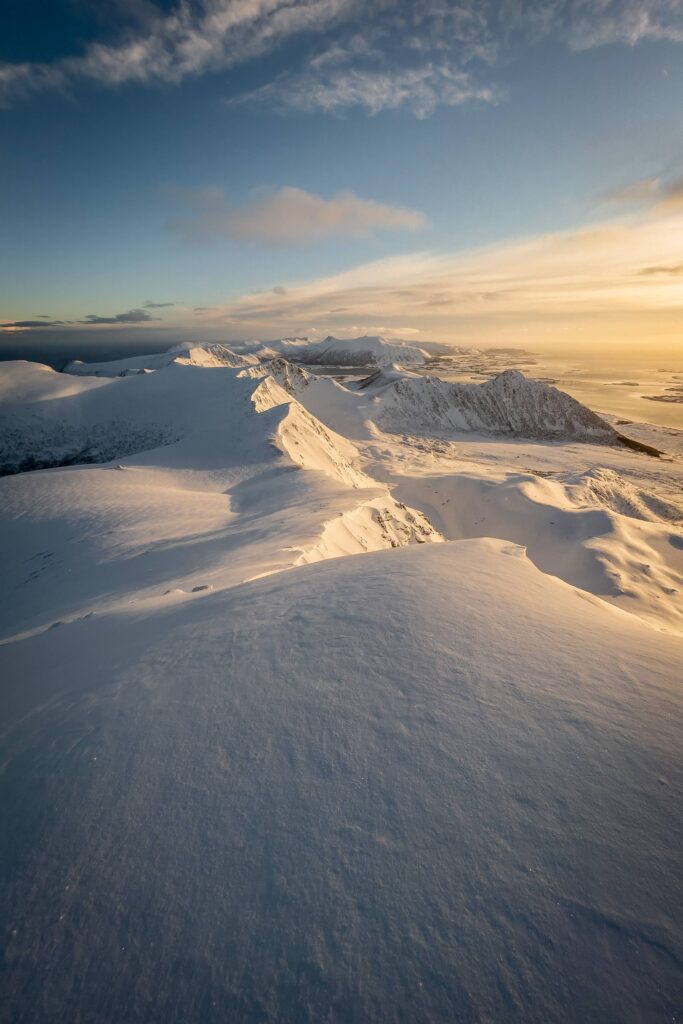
xmin=1 ymin=347 xmax=682 ymax=1023
xmin=244 ymin=359 xmax=682 ymax=632
xmin=296 ymin=334 xmax=429 ymax=367
xmin=64 ymin=341 xmax=258 ymax=376
xmin=375 ymin=368 xmax=619 ymax=440
xmin=0 ymin=356 xmax=438 ymax=632
xmin=252 ymin=360 xmax=619 ymax=443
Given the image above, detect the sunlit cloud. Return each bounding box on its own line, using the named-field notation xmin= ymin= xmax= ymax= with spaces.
xmin=604 ymin=174 xmax=683 ymax=209
xmin=4 ymin=189 xmax=682 ymax=350
xmin=166 ymin=185 xmax=426 ymax=246
xmin=639 ymin=263 xmax=683 ymax=276
xmin=191 ymin=202 xmax=683 ymax=347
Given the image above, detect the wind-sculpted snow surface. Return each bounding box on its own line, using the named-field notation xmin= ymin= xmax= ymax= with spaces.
xmin=1 ymin=542 xmax=681 ymax=1023
xmin=244 ymin=359 xmax=374 ymax=439
xmin=572 ymin=466 xmax=683 ymax=523
xmin=383 ymin=463 xmax=683 ymax=633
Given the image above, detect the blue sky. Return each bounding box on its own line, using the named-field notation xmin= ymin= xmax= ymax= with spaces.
xmin=1 ymin=0 xmax=682 ymax=353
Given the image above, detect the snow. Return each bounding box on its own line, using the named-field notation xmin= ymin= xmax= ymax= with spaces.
xmin=0 ymin=361 xmax=183 ymax=475
xmin=376 ymin=460 xmax=683 ymax=633
xmin=2 ymin=542 xmax=681 ymax=1022
xmin=1 ymin=347 xmax=682 ymax=1022
xmin=64 ymin=341 xmax=258 ymax=376
xmin=0 ymin=358 xmax=438 ymax=640
xmin=295 ymin=334 xmax=429 ymax=367
xmin=245 ymin=361 xmax=621 ymax=444
xmin=352 ymin=362 xmax=423 ymax=388
xmin=375 ymin=369 xmax=619 ymax=441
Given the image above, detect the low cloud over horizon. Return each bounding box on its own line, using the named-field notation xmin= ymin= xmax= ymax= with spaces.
xmin=4 ymin=190 xmax=682 ymax=352
xmin=1 ymin=308 xmax=161 ymax=332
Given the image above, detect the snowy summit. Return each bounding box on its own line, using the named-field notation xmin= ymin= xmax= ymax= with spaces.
xmin=292 ymin=334 xmax=429 ymax=367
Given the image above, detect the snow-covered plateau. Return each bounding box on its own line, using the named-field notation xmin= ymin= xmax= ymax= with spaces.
xmin=1 ymin=343 xmax=682 ymax=1024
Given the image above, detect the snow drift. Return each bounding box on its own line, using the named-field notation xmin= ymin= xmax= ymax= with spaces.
xmin=388 ymin=465 xmax=683 ymax=633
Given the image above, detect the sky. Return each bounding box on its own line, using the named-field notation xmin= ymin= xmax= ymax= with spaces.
xmin=1 ymin=0 xmax=682 ymax=357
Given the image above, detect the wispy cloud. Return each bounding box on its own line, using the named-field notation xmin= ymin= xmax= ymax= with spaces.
xmin=2 ymin=1 xmax=683 ymax=114
xmin=0 ymin=62 xmax=67 ymax=107
xmin=563 ymin=0 xmax=683 ymax=49
xmin=0 ymin=306 xmax=168 ymax=332
xmin=639 ymin=262 xmax=683 ymax=275
xmin=603 ymin=174 xmax=683 ymax=209
xmin=4 ymin=202 xmax=681 ymax=347
xmin=0 ymin=0 xmax=360 ymax=107
xmin=167 ymin=185 xmax=426 ymax=245
xmin=143 ymin=299 xmax=181 ymax=308
xmin=231 ymin=62 xmax=501 ymax=117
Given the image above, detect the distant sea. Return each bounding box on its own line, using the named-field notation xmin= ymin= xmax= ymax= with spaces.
xmin=0 ymin=337 xmax=173 ymax=371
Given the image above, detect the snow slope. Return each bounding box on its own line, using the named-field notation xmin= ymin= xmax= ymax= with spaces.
xmin=0 ymin=360 xmax=438 ymax=640
xmin=64 ymin=341 xmax=258 ymax=376
xmin=381 ymin=462 xmax=683 ymax=632
xmin=243 ymin=358 xmax=373 ymax=439
xmin=1 ymin=541 xmax=681 ymax=1023
xmin=0 ymin=361 xmax=183 ymax=475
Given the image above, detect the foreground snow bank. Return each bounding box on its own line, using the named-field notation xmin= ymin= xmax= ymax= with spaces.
xmin=1 ymin=540 xmax=681 ymax=1022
